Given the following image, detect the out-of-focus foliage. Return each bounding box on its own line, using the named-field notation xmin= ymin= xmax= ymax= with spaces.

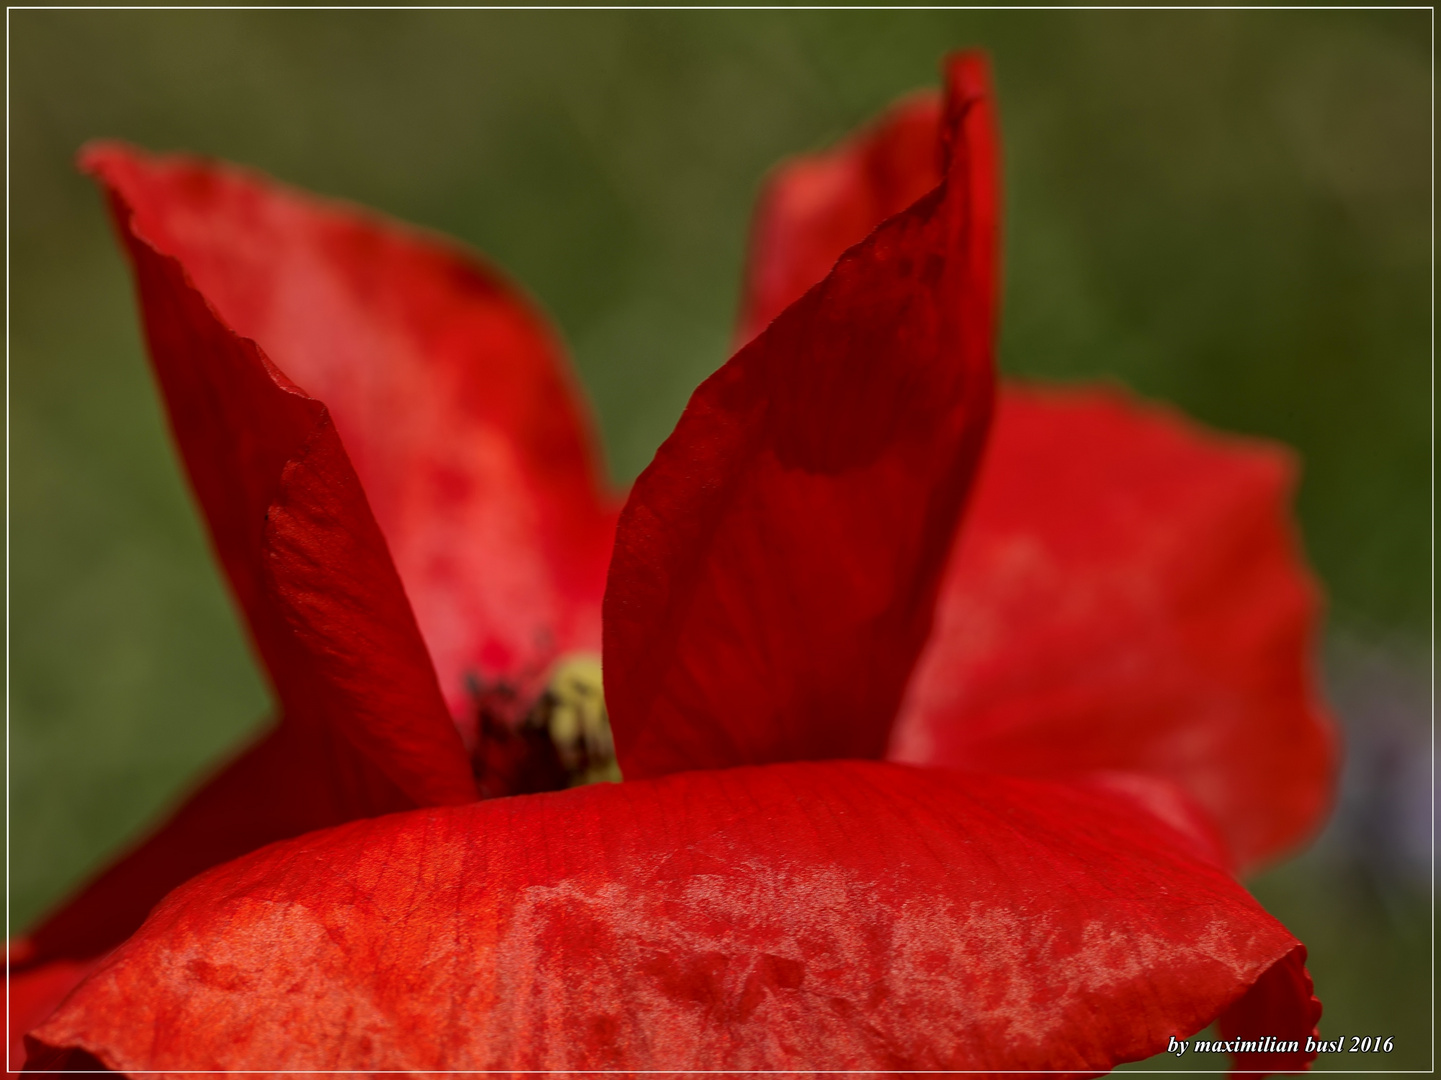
xmin=9 ymin=10 xmax=1430 ymax=1073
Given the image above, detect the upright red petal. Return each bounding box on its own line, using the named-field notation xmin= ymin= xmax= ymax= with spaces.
xmin=18 ymin=142 xmax=627 ymax=977
xmin=83 ymin=144 xmax=619 ymax=724
xmin=12 ymin=149 xmax=493 ymax=989
xmin=732 ymin=72 xmax=1336 ymax=871
xmin=605 ymin=54 xmax=998 ymax=776
xmin=27 ymin=763 xmax=1317 ymax=1074
xmin=892 ymin=386 xmax=1338 ymax=871
xmin=83 ymin=145 xmax=479 ymax=809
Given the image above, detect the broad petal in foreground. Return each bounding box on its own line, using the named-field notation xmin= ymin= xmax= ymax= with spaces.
xmin=606 ymin=55 xmax=997 ymax=776
xmin=28 ymin=762 xmax=1319 ymax=1075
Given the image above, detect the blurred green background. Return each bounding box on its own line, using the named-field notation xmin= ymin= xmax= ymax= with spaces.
xmin=8 ymin=8 xmax=1431 ymax=1072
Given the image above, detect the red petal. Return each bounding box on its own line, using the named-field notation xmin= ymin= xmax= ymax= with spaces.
xmin=81 ymin=143 xmax=619 ymax=726
xmin=14 ymin=151 xmax=523 ymax=993
xmin=82 ymin=144 xmax=477 ymax=808
xmin=28 ymin=763 xmax=1316 ymax=1074
xmin=7 ymin=955 xmax=102 ymax=1071
xmin=13 ymin=719 xmax=416 ymax=975
xmin=1219 ymin=945 xmax=1323 ymax=1075
xmin=891 ymin=386 xmax=1338 ymax=871
xmin=736 ymin=88 xmax=942 ymax=346
xmin=605 ymin=54 xmax=998 ymax=776
xmin=732 ymin=76 xmax=1336 ymax=870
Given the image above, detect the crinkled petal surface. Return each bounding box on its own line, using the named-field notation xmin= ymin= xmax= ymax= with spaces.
xmin=29 ymin=762 xmax=1317 ymax=1075
xmin=891 ymin=386 xmax=1338 ymax=871
xmin=733 ymin=78 xmax=1336 ymax=870
xmin=605 ymin=55 xmax=998 ymax=776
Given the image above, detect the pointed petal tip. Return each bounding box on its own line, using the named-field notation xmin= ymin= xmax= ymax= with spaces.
xmin=75 ymin=138 xmax=133 ymax=177
xmin=945 ymin=49 xmax=994 ymax=104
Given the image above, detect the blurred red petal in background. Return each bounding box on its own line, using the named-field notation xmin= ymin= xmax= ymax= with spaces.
xmin=893 ymin=385 xmax=1337 ymax=873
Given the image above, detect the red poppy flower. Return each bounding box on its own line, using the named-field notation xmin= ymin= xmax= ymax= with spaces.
xmin=13 ymin=52 xmax=1335 ymax=1075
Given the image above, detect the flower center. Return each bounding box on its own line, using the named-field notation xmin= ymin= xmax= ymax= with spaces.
xmin=469 ymin=653 xmax=621 ymax=799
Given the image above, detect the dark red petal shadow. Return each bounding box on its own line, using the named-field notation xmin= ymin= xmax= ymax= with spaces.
xmin=28 ymin=762 xmax=1317 ymax=1075
xmin=891 ymin=386 xmax=1338 ymax=871
xmin=84 ymin=144 xmax=619 ymax=723
xmin=605 ymin=54 xmax=998 ymax=776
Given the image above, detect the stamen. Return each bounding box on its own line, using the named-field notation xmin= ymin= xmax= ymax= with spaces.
xmin=526 ymin=654 xmax=622 ymax=787
xmin=468 ymin=653 xmax=620 ymax=798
